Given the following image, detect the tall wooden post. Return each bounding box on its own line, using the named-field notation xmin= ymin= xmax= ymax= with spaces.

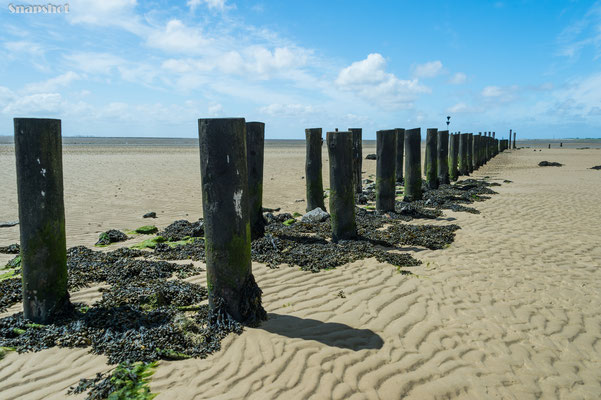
xmin=404 ymin=128 xmax=422 ymax=201
xmin=349 ymin=128 xmax=362 ymax=193
xmin=513 ymin=131 xmax=517 ymax=149
xmin=424 ymin=128 xmax=438 ymax=189
xmin=467 ymin=133 xmax=474 ymax=173
xmin=246 ymin=122 xmax=265 ymax=240
xmin=376 ymin=129 xmax=397 ymax=212
xmin=395 ymin=128 xmax=405 ymax=183
xmin=305 ymin=128 xmax=326 ymax=212
xmin=15 ymin=118 xmax=70 ymax=324
xmin=449 ymin=133 xmax=459 ymax=181
xmin=198 ymin=118 xmax=266 ymax=324
xmin=437 ymin=130 xmax=450 ymax=184
xmin=327 ymin=131 xmax=357 ymax=241
xmin=458 ymin=133 xmax=469 ymax=176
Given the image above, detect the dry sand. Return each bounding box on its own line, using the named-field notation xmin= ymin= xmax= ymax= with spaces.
xmin=1 ymin=141 xmax=601 ymax=399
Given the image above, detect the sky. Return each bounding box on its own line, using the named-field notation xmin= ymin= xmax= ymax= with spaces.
xmin=1 ymin=0 xmax=600 ymax=139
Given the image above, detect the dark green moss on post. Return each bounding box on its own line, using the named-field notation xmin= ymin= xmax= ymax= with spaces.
xmin=349 ymin=128 xmax=363 ymax=193
xmin=305 ymin=128 xmax=326 ymax=212
xmin=395 ymin=128 xmax=405 ymax=183
xmin=448 ymin=133 xmax=459 ymax=181
xmin=437 ymin=130 xmax=450 ymax=184
xmin=403 ymin=128 xmax=422 ymax=201
xmin=246 ymin=122 xmax=265 ymax=240
xmin=327 ymin=131 xmax=356 ymax=242
xmin=458 ymin=133 xmax=469 ymax=176
xmin=424 ymin=128 xmax=438 ymax=189
xmin=14 ymin=118 xmax=70 ymax=324
xmin=198 ymin=118 xmax=266 ymax=325
xmin=467 ymin=133 xmax=474 ymax=173
xmin=376 ymin=129 xmax=396 ymax=212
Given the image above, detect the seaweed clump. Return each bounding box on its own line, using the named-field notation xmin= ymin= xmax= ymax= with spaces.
xmin=159 ymin=219 xmax=204 ymax=241
xmin=0 ymin=278 xmax=21 ymax=313
xmin=95 ymin=230 xmax=128 ymax=246
xmin=68 ymin=361 xmax=158 ymax=400
xmin=0 ymin=243 xmax=20 ymax=254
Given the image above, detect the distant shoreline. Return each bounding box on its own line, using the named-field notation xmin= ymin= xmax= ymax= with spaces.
xmin=0 ymin=136 xmax=600 ymax=148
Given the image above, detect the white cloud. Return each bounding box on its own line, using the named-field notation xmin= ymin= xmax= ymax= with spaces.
xmin=24 ymin=72 xmax=80 ymax=93
xmin=147 ymin=19 xmax=211 ymax=54
xmin=448 ymin=72 xmax=467 ymax=85
xmin=64 ymin=52 xmax=125 ymax=74
xmin=68 ymin=0 xmax=145 ymax=34
xmin=188 ymin=0 xmax=230 ymax=11
xmin=481 ymin=85 xmax=519 ymax=102
xmin=2 ymin=93 xmax=63 ymax=114
xmin=260 ymin=103 xmax=315 ymax=117
xmin=446 ymin=102 xmax=481 ymax=114
xmin=336 ymin=53 xmax=429 ymax=108
xmin=413 ymin=60 xmax=443 ymax=78
xmin=208 ymin=103 xmax=223 ymax=116
xmin=556 ymin=2 xmax=601 ymax=59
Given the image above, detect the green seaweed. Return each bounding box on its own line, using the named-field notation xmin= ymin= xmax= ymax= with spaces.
xmin=135 ymin=226 xmax=158 ymax=235
xmin=0 ymin=270 xmax=19 ymax=281
xmin=292 ymin=212 xmax=302 ymax=217
xmin=130 ymin=236 xmax=166 ymax=249
xmin=3 ymin=255 xmax=21 ymax=269
xmin=283 ymin=218 xmax=296 ymax=226
xmin=0 ymin=346 xmax=15 ymax=360
xmin=108 ymin=361 xmax=159 ymax=400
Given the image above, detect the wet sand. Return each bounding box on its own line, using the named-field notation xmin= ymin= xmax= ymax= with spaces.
xmin=1 ymin=140 xmax=600 ymax=399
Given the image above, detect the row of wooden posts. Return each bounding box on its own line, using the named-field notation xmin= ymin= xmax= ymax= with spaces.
xmin=12 ymin=118 xmax=516 ymax=324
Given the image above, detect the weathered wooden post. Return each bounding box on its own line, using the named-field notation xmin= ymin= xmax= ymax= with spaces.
xmin=246 ymin=122 xmax=265 ymax=240
xmin=437 ymin=130 xmax=450 ymax=184
xmin=472 ymin=134 xmax=478 ymax=170
xmin=376 ymin=129 xmax=397 ymax=212
xmin=509 ymin=129 xmax=512 ymax=149
xmin=458 ymin=133 xmax=469 ymax=176
xmin=305 ymin=128 xmax=326 ymax=212
xmin=349 ymin=128 xmax=362 ymax=193
xmin=404 ymin=128 xmax=422 ymax=200
xmin=327 ymin=131 xmax=357 ymax=241
xmin=449 ymin=133 xmax=459 ymax=181
xmin=14 ymin=118 xmax=70 ymax=324
xmin=198 ymin=118 xmax=266 ymax=324
xmin=424 ymin=128 xmax=438 ymax=189
xmin=395 ymin=128 xmax=405 ymax=183
xmin=467 ymin=133 xmax=474 ymax=173
xmin=513 ymin=131 xmax=517 ymax=149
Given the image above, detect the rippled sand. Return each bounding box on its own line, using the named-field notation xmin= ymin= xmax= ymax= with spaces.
xmin=1 ymin=141 xmax=600 ymax=399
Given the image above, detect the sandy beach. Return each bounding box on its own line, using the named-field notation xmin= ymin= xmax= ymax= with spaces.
xmin=1 ymin=141 xmax=600 ymax=399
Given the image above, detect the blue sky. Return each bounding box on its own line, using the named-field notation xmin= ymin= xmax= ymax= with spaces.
xmin=1 ymin=0 xmax=600 ymax=139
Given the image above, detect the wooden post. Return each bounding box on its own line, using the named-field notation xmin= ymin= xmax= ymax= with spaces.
xmin=246 ymin=122 xmax=265 ymax=240
xmin=513 ymin=131 xmax=517 ymax=149
xmin=458 ymin=133 xmax=469 ymax=176
xmin=198 ymin=118 xmax=266 ymax=324
xmin=424 ymin=128 xmax=438 ymax=189
xmin=305 ymin=128 xmax=326 ymax=212
xmin=449 ymin=133 xmax=459 ymax=181
xmin=349 ymin=128 xmax=362 ymax=193
xmin=14 ymin=118 xmax=70 ymax=324
xmin=509 ymin=129 xmax=512 ymax=149
xmin=467 ymin=133 xmax=474 ymax=173
xmin=404 ymin=128 xmax=422 ymax=201
xmin=437 ymin=130 xmax=450 ymax=184
xmin=395 ymin=128 xmax=405 ymax=183
xmin=327 ymin=131 xmax=357 ymax=242
xmin=376 ymin=129 xmax=397 ymax=212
